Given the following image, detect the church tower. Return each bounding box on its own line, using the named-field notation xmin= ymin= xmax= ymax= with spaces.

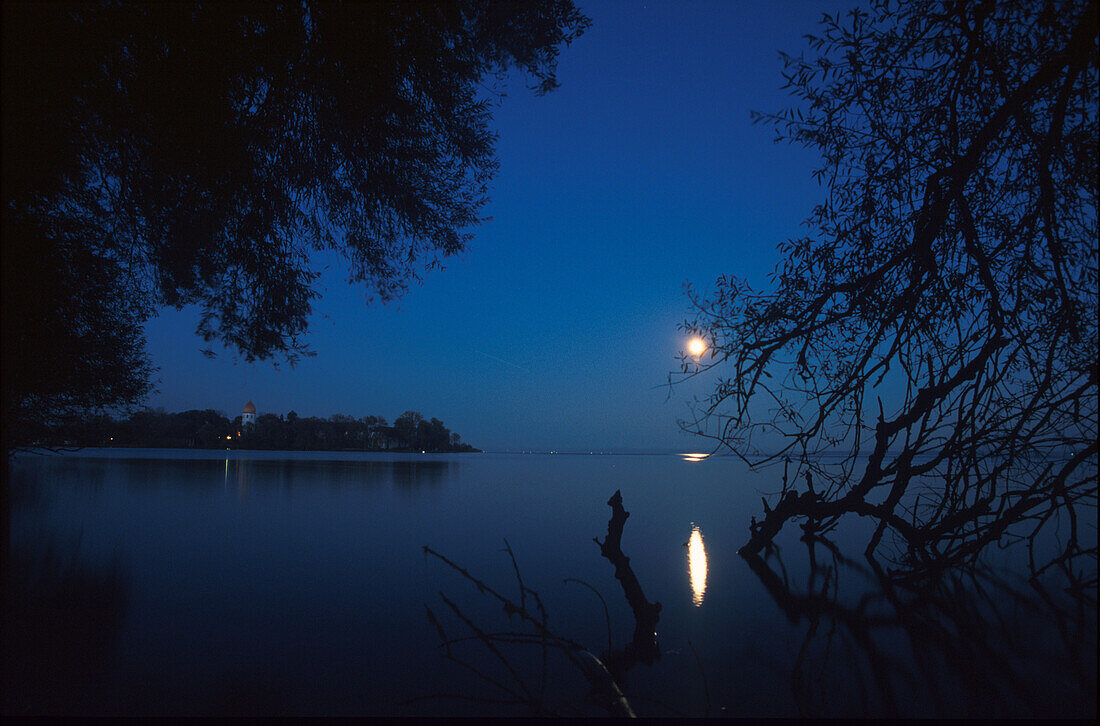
xmin=242 ymin=401 xmax=256 ymax=427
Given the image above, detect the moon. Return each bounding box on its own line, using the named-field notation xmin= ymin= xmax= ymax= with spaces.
xmin=687 ymin=337 xmax=707 ymax=357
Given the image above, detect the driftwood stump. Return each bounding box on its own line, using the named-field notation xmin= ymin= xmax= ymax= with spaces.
xmin=594 ymin=490 xmax=661 ymax=664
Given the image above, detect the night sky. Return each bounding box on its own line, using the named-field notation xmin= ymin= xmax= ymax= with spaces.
xmin=142 ymin=0 xmax=834 ymax=452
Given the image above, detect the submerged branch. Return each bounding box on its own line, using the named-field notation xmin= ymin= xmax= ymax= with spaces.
xmin=593 ymin=489 xmax=662 ymax=663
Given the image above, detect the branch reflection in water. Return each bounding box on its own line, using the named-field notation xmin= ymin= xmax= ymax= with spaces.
xmin=742 ymin=536 xmax=1097 ymax=718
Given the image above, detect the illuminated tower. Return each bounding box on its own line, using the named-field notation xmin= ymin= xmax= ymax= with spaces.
xmin=242 ymin=401 xmax=256 ymax=427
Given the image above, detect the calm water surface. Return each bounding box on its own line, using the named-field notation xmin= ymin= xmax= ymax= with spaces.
xmin=4 ymin=449 xmax=1095 ymax=717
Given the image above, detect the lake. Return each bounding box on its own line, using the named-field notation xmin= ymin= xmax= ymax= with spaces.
xmin=3 ymin=449 xmax=1095 ymax=717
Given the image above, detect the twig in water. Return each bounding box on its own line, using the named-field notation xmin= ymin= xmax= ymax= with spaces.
xmin=420 ymin=543 xmax=637 ymax=717
xmin=437 ymin=591 xmax=539 ymax=711
xmin=688 ymin=639 xmax=711 ymax=717
xmin=563 ymin=577 xmax=613 ymax=655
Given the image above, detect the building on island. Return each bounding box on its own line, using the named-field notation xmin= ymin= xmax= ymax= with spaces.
xmin=242 ymin=401 xmax=256 ymax=427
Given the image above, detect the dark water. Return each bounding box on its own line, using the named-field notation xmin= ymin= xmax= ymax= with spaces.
xmin=3 ymin=449 xmax=1095 ymax=717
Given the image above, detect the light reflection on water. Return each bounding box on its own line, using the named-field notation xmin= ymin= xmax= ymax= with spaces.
xmin=680 ymin=452 xmax=708 ymax=462
xmin=687 ymin=525 xmax=707 ymax=606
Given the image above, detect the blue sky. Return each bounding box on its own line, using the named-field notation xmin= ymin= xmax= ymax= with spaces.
xmin=143 ymin=0 xmax=839 ymax=452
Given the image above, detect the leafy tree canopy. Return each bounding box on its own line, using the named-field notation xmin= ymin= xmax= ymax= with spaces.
xmin=2 ymin=1 xmax=589 ymax=451
xmin=680 ymin=0 xmax=1097 ymax=593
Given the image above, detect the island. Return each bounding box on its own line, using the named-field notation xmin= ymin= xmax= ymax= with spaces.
xmin=41 ymin=407 xmax=481 ymax=453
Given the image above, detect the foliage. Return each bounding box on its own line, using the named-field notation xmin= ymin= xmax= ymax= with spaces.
xmin=679 ymin=0 xmax=1097 ymax=593
xmin=1 ymin=1 xmax=590 ymax=452
xmin=1 ymin=226 xmax=154 ymax=451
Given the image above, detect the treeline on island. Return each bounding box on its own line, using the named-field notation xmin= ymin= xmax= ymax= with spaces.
xmin=43 ymin=409 xmax=480 ymax=452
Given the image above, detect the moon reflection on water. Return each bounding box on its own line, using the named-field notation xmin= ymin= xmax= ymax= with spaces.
xmin=688 ymin=525 xmax=708 ymax=606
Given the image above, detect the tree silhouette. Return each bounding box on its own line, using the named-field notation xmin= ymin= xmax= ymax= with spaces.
xmin=679 ymin=0 xmax=1097 ymax=594
xmin=1 ymin=1 xmax=590 ymax=452
xmin=394 ymin=410 xmax=426 ymax=449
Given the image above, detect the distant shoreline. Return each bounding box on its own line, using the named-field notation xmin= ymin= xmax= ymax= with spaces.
xmin=19 ymin=444 xmax=482 ymax=454
xmin=34 ymin=408 xmax=481 ymax=453
xmin=15 ymin=446 xmax=737 ymax=458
